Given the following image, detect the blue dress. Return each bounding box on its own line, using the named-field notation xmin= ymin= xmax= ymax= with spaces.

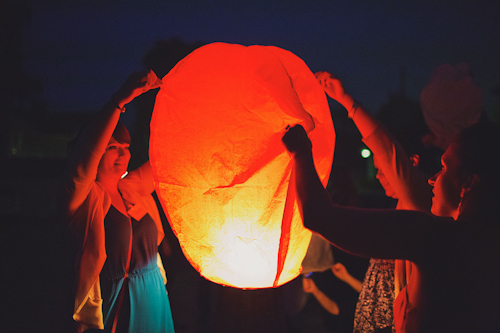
xmin=100 ymin=205 xmax=175 ymax=332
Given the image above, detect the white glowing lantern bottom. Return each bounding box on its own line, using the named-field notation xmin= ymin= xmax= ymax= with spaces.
xmin=150 ymin=42 xmax=335 ymax=289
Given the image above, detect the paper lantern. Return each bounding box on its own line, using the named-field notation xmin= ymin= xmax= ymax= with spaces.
xmin=150 ymin=43 xmax=334 ymax=289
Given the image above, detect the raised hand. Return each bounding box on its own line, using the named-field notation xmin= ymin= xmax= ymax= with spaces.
xmin=302 ymin=276 xmax=318 ymax=293
xmin=331 ymin=262 xmax=350 ymax=282
xmin=113 ymin=69 xmax=162 ymax=107
xmin=315 ymin=71 xmax=354 ymax=111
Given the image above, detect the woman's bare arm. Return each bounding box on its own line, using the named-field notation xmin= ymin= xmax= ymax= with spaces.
xmin=61 ymin=70 xmax=161 ymax=219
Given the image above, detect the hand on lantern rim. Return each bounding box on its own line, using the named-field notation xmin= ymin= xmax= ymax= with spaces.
xmin=315 ymin=71 xmax=355 ymax=110
xmin=113 ymin=69 xmax=163 ymax=107
xmin=282 ymin=124 xmax=312 ymax=156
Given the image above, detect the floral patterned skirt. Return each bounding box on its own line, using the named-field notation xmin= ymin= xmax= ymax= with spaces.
xmin=353 ymin=258 xmax=395 ymax=333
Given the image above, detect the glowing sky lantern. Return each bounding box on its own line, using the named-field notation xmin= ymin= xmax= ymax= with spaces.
xmin=150 ymin=43 xmax=335 ymax=289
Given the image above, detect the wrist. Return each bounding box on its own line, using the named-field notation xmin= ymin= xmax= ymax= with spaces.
xmin=347 ymin=100 xmax=360 ymax=119
xmin=294 ymin=146 xmax=313 ymax=161
xmin=111 ymin=94 xmax=126 ymax=113
xmin=335 ymin=94 xmax=354 ymax=111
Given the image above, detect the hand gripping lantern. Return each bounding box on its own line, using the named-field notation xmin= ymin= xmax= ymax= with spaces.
xmin=150 ymin=43 xmax=335 ymax=288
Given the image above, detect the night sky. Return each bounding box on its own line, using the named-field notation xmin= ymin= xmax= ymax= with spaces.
xmin=23 ymin=0 xmax=500 ymax=116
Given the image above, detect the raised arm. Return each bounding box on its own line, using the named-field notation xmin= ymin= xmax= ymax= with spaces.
xmin=282 ymin=125 xmax=451 ymax=263
xmin=316 ymin=71 xmax=378 ymax=138
xmin=316 ymin=71 xmax=431 ymax=211
xmin=61 ymin=70 xmax=162 ymax=219
xmin=303 ymin=277 xmax=340 ymax=315
xmin=331 ymin=262 xmax=363 ymax=293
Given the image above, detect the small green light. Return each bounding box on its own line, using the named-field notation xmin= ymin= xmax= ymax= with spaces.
xmin=361 ymin=148 xmax=371 ymax=159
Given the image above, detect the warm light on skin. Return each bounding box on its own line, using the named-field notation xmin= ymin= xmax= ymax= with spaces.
xmin=373 ymin=157 xmax=397 ymax=199
xmin=97 ymin=138 xmax=130 ymax=181
xmin=428 ymin=142 xmax=463 ymax=219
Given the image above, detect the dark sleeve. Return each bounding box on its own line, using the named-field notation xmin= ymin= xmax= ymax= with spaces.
xmin=307 ymin=203 xmax=454 ymax=263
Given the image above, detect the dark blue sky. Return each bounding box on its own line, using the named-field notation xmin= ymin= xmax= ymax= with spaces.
xmin=24 ymin=0 xmax=500 ymax=115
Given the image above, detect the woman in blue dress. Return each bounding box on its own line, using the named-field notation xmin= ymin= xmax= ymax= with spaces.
xmin=60 ymin=70 xmax=175 ymax=332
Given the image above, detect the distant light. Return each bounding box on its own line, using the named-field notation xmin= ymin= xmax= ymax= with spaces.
xmin=121 ymin=171 xmax=128 ymax=179
xmin=361 ymin=148 xmax=371 ymax=158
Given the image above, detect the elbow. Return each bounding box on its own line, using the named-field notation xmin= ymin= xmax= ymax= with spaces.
xmin=301 ymin=207 xmax=321 ymax=233
xmin=301 ymin=202 xmax=332 ymax=236
xmin=327 ymin=304 xmax=340 ymax=316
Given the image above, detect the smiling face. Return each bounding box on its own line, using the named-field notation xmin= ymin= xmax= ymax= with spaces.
xmin=97 ymin=137 xmax=131 ymax=180
xmin=428 ymin=142 xmax=466 ymax=219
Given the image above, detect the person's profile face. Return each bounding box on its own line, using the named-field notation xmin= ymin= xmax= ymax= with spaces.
xmin=428 ymin=142 xmax=464 ymax=219
xmin=373 ymin=158 xmax=397 ymax=199
xmin=97 ymin=137 xmax=131 ymax=179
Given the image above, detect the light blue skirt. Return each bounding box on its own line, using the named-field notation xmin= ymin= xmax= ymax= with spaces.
xmin=101 ymin=265 xmax=175 ymax=332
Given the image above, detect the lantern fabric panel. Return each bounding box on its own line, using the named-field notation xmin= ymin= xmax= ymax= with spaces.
xmin=150 ymin=42 xmax=335 ymax=289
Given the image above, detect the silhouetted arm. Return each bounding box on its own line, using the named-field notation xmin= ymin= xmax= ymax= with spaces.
xmin=282 ymin=125 xmax=451 ymax=263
